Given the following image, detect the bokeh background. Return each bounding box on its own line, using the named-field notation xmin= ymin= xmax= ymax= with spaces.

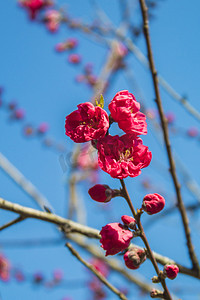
xmin=0 ymin=0 xmax=200 ymax=299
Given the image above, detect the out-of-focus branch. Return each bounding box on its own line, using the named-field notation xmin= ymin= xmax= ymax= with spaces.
xmin=66 ymin=242 xmax=128 ymax=300
xmin=0 ymin=198 xmax=199 ymax=279
xmin=0 ymin=198 xmax=100 ymax=239
xmin=0 ymin=152 xmax=52 ymax=211
xmin=138 ymin=0 xmax=200 ymax=273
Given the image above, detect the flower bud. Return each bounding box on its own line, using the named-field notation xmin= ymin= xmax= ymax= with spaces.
xmin=121 ymin=215 xmax=136 ymax=230
xmin=14 ymin=108 xmax=25 ymax=120
xmin=142 ymin=193 xmax=165 ymax=215
xmin=124 ymin=247 xmax=146 ymax=270
xmin=38 ymin=122 xmax=49 ymax=134
xmin=68 ymin=54 xmax=81 ymax=64
xmin=88 ymin=184 xmax=114 ymax=203
xmin=163 ymin=264 xmax=179 ymax=280
xmin=150 ymin=289 xmax=164 ymax=298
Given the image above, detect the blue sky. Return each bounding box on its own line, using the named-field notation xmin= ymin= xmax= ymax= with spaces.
xmin=0 ymin=0 xmax=200 ymax=299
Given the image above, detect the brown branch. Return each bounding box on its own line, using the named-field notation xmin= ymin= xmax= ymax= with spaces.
xmin=138 ymin=0 xmax=200 ymax=274
xmin=0 ymin=215 xmax=26 ymax=231
xmin=65 ymin=242 xmax=128 ymax=300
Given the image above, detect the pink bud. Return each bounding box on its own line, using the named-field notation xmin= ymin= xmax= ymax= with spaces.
xmin=38 ymin=122 xmax=49 ymax=134
xmin=33 ymin=272 xmax=44 ymax=283
xmin=124 ymin=247 xmax=146 ymax=269
xmin=88 ymin=184 xmax=113 ymax=203
xmin=14 ymin=108 xmax=25 ymax=120
xmin=68 ymin=54 xmax=81 ymax=64
xmin=121 ymin=215 xmax=136 ymax=229
xmin=142 ymin=193 xmax=165 ymax=215
xmin=66 ymin=38 xmax=78 ymax=49
xmin=55 ymin=43 xmax=66 ymax=52
xmin=165 ymin=112 xmax=175 ymax=124
xmin=53 ymin=269 xmax=63 ymax=282
xmin=163 ymin=264 xmax=179 ymax=280
xmin=14 ymin=270 xmax=25 ymax=282
xmin=8 ymin=101 xmax=17 ymax=110
xmin=187 ymin=127 xmax=198 ymax=137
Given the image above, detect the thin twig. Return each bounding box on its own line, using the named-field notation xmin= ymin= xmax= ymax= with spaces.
xmin=0 ymin=216 xmax=26 ymax=231
xmin=138 ymin=0 xmax=200 ymax=274
xmin=65 ymin=242 xmax=128 ymax=300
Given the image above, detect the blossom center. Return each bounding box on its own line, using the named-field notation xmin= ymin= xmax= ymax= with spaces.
xmin=119 ymin=148 xmax=133 ymax=162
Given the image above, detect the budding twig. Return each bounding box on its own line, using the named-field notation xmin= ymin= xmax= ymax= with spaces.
xmin=120 ymin=179 xmax=172 ymax=300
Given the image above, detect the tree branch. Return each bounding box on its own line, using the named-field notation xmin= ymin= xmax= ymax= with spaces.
xmin=138 ymin=0 xmax=200 ymax=273
xmin=0 ymin=216 xmax=26 ymax=231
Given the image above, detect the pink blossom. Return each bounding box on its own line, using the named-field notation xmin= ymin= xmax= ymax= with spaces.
xmin=108 ymin=90 xmax=147 ymax=135
xmin=88 ymin=184 xmax=113 ymax=203
xmin=65 ymin=102 xmax=109 ymax=143
xmin=164 ymin=264 xmax=179 ymax=280
xmin=124 ymin=247 xmax=146 ymax=270
xmin=97 ymin=134 xmax=152 ymax=179
xmin=142 ymin=193 xmax=165 ymax=215
xmin=100 ymin=222 xmax=133 ymax=256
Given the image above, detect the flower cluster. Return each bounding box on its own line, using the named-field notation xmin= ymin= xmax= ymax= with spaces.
xmin=65 ymin=90 xmax=152 ymax=179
